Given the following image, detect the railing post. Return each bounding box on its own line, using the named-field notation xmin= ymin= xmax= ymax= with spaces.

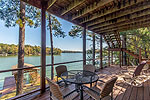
xmin=83 ymin=24 xmax=86 ymax=66
xmin=111 ymin=51 xmax=113 ymax=65
xmin=100 ymin=34 xmax=103 ymax=69
xmin=139 ymin=48 xmax=141 ymax=64
xmin=119 ymin=50 xmax=122 ymax=67
xmin=108 ymin=50 xmax=110 ymax=67
xmin=41 ymin=1 xmax=46 ymax=94
xmin=93 ymin=33 xmax=95 ymax=65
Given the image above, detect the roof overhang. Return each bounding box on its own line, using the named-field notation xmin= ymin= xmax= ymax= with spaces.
xmin=22 ymin=0 xmax=150 ymax=34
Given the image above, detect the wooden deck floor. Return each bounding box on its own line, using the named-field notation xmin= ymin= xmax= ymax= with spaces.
xmin=15 ymin=65 xmax=150 ymax=100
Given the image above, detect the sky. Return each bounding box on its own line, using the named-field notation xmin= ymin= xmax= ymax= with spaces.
xmin=0 ymin=17 xmax=94 ymax=51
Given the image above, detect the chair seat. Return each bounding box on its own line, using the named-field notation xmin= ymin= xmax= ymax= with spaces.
xmin=84 ymin=86 xmax=101 ymax=100
xmin=52 ymin=84 xmax=78 ymax=100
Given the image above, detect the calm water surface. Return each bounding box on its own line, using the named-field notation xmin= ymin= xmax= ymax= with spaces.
xmin=0 ymin=53 xmax=84 ymax=89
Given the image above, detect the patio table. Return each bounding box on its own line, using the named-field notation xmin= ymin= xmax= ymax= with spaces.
xmin=61 ymin=70 xmax=99 ymax=100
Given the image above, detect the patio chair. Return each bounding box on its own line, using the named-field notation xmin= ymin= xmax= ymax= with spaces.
xmin=83 ymin=64 xmax=96 ymax=87
xmin=45 ymin=77 xmax=78 ymax=100
xmin=123 ymin=61 xmax=148 ymax=87
xmin=84 ymin=77 xmax=118 ymax=100
xmin=83 ymin=64 xmax=96 ymax=72
xmin=55 ymin=65 xmax=69 ymax=86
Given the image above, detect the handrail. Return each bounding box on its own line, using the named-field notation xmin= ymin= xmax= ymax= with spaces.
xmin=0 ymin=59 xmax=95 ymax=73
xmin=5 ymin=59 xmax=96 ymax=100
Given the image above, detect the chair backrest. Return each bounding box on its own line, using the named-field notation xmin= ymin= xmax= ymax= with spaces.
xmin=133 ymin=61 xmax=147 ymax=77
xmin=101 ymin=77 xmax=118 ymax=98
xmin=45 ymin=77 xmax=63 ymax=100
xmin=83 ymin=64 xmax=96 ymax=72
xmin=55 ymin=65 xmax=67 ymax=77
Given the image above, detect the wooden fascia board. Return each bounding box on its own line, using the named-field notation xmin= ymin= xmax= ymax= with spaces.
xmin=21 ymin=0 xmax=41 ymax=8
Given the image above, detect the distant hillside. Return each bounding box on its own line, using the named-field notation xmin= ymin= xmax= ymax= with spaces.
xmin=0 ymin=43 xmax=62 ymax=56
xmin=62 ymin=50 xmax=82 ymax=53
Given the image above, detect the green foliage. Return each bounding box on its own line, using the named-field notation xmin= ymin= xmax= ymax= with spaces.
xmin=120 ymin=27 xmax=150 ymax=65
xmin=50 ymin=16 xmax=66 ymax=38
xmin=0 ymin=43 xmax=62 ymax=56
xmin=0 ymin=0 xmax=41 ymax=28
xmin=68 ymin=26 xmax=83 ymax=38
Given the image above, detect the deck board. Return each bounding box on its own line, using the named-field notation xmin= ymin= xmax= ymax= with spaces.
xmin=128 ymin=86 xmax=138 ymax=100
xmin=10 ymin=65 xmax=150 ymax=100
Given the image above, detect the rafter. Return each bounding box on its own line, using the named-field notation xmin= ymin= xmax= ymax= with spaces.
xmin=71 ymin=0 xmax=114 ymax=20
xmin=61 ymin=0 xmax=86 ymax=16
xmin=86 ymin=1 xmax=150 ymax=26
xmin=80 ymin=0 xmax=145 ymax=25
xmin=92 ymin=14 xmax=150 ymax=32
xmin=96 ymin=20 xmax=150 ymax=34
xmin=89 ymin=8 xmax=150 ymax=30
xmin=47 ymin=0 xmax=57 ymax=9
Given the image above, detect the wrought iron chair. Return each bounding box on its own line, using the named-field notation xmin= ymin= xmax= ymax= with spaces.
xmin=84 ymin=77 xmax=118 ymax=100
xmin=123 ymin=61 xmax=148 ymax=87
xmin=45 ymin=77 xmax=78 ymax=100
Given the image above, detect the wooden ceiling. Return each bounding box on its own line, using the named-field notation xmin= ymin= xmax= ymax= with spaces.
xmin=22 ymin=0 xmax=150 ymax=34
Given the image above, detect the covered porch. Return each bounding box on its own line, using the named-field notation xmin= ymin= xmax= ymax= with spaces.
xmin=0 ymin=0 xmax=150 ymax=100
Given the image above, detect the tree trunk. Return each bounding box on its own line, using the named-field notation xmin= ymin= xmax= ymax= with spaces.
xmin=16 ymin=1 xmax=25 ymax=95
xmin=49 ymin=14 xmax=54 ymax=80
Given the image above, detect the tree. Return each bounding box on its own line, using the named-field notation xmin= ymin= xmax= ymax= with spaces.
xmin=0 ymin=0 xmax=41 ymax=95
xmin=47 ymin=14 xmax=65 ymax=79
xmin=120 ymin=27 xmax=150 ymax=65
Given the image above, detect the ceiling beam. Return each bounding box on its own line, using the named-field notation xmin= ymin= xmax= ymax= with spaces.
xmin=21 ymin=0 xmax=41 ymax=8
xmin=71 ymin=0 xmax=114 ymax=20
xmin=93 ymin=14 xmax=150 ymax=32
xmin=89 ymin=8 xmax=150 ymax=30
xmin=61 ymin=0 xmax=86 ymax=16
xmin=82 ymin=0 xmax=146 ymax=26
xmin=47 ymin=0 xmax=57 ymax=9
xmin=96 ymin=20 xmax=150 ymax=34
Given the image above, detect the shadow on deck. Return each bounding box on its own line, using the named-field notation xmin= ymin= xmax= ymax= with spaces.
xmin=11 ymin=65 xmax=150 ymax=100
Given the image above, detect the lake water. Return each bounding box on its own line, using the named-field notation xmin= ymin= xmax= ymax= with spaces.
xmin=0 ymin=53 xmax=95 ymax=90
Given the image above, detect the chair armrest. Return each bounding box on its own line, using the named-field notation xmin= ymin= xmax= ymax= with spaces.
xmin=98 ymin=80 xmax=105 ymax=83
xmin=83 ymin=86 xmax=100 ymax=96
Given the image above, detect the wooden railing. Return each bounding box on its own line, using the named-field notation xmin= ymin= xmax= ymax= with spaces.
xmin=0 ymin=59 xmax=96 ymax=100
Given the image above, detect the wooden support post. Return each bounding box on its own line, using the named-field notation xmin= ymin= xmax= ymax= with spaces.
xmin=93 ymin=33 xmax=95 ymax=65
xmin=100 ymin=34 xmax=103 ymax=69
xmin=122 ymin=35 xmax=127 ymax=65
xmin=108 ymin=50 xmax=110 ymax=67
xmin=111 ymin=51 xmax=113 ymax=65
xmin=139 ymin=48 xmax=142 ymax=64
xmin=128 ymin=57 xmax=130 ymax=66
xmin=41 ymin=1 xmax=46 ymax=94
xmin=119 ymin=51 xmax=121 ymax=67
xmin=122 ymin=50 xmax=124 ymax=66
xmin=83 ymin=25 xmax=86 ymax=66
